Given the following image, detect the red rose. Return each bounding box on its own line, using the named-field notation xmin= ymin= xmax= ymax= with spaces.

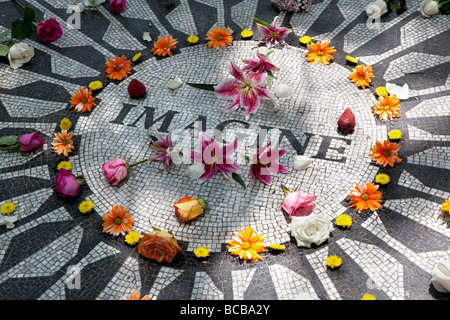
xmin=138 ymin=230 xmax=181 ymax=263
xmin=55 ymin=169 xmax=80 ymax=198
xmin=37 ymin=19 xmax=63 ymax=42
xmin=110 ymin=0 xmax=126 ymax=13
xmin=127 ymin=79 xmax=146 ymax=98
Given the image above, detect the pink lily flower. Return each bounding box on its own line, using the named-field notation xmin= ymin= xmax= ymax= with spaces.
xmin=149 ymin=128 xmax=176 ymax=173
xmin=188 ymin=132 xmax=240 ymax=181
xmin=256 ymin=16 xmax=292 ymax=48
xmin=250 ymin=141 xmax=287 ymax=185
xmin=242 ymin=51 xmax=280 ymax=74
xmin=214 ymin=61 xmax=274 ymax=117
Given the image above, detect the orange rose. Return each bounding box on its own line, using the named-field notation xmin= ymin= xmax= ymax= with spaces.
xmin=138 ymin=230 xmax=182 ymax=263
xmin=173 ymin=196 xmax=207 ymax=223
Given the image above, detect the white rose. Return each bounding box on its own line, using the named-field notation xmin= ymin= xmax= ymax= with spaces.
xmin=366 ymin=0 xmax=388 ymax=18
xmin=386 ymin=82 xmax=409 ymax=100
xmin=419 ymin=0 xmax=439 ymax=17
xmin=7 ymin=43 xmax=35 ymax=69
xmin=431 ymin=260 xmax=450 ymax=293
xmin=274 ymin=83 xmax=293 ymax=99
xmin=185 ymin=163 xmax=205 ymax=179
xmin=290 ymin=214 xmax=334 ymax=248
xmin=167 ymin=76 xmax=183 ymax=90
xmin=0 ymin=215 xmax=18 ymax=229
xmin=292 ymin=155 xmax=312 ymax=171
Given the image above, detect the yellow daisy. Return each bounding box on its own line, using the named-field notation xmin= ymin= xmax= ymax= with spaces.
xmin=326 ymin=255 xmax=342 ymax=269
xmin=441 ymin=200 xmax=450 ymax=213
xmin=57 ymin=161 xmax=72 ymax=171
xmin=79 ymin=200 xmax=94 ymax=214
xmin=335 ymin=214 xmax=352 ymax=228
xmin=1 ymin=202 xmax=16 ymax=215
xmin=88 ymin=81 xmax=103 ymax=91
xmin=125 ymin=231 xmax=141 ymax=245
xmin=361 ymin=293 xmax=376 ymax=300
xmin=388 ymin=129 xmax=402 ymax=140
xmin=346 ymin=55 xmax=358 ymax=64
xmin=299 ymin=36 xmax=311 ymax=44
xmin=193 ymin=246 xmax=210 ymax=258
xmin=132 ymin=52 xmax=142 ymax=62
xmin=240 ymin=29 xmax=253 ymax=38
xmin=187 ymin=35 xmax=199 ymax=44
xmin=60 ymin=117 xmax=72 ymax=131
xmin=375 ymin=173 xmax=390 ymax=185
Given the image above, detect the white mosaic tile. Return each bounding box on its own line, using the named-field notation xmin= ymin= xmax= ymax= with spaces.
xmin=147 ymin=266 xmax=184 ymax=300
xmin=406 ymin=95 xmax=450 ymax=118
xmin=397 ymin=170 xmax=448 ymax=199
xmin=407 ymin=124 xmax=450 ymax=142
xmin=268 ymin=264 xmax=318 ymax=300
xmin=191 ymin=271 xmax=224 ymax=300
xmin=231 ymin=268 xmax=257 ymax=300
xmin=407 ymin=146 xmax=450 ymax=170
xmin=231 ymin=0 xmax=259 ymax=31
xmin=166 ymin=0 xmax=198 ymax=36
xmin=122 ymin=0 xmax=170 ymax=35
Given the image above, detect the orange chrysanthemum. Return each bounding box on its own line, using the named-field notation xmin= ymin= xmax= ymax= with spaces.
xmin=349 ymin=182 xmax=382 ymax=213
xmin=102 ymin=205 xmax=134 ymax=237
xmin=227 ymin=226 xmax=265 ymax=261
xmin=151 ymin=35 xmax=178 ymax=57
xmin=52 ymin=130 xmax=74 ymax=156
xmin=372 ymin=95 xmax=401 ymax=121
xmin=369 ymin=140 xmax=401 ymax=167
xmin=205 ymin=26 xmax=233 ymax=49
xmin=305 ymin=41 xmax=336 ymax=65
xmin=70 ymin=86 xmax=96 ymax=112
xmin=349 ymin=65 xmax=375 ymax=89
xmin=121 ymin=290 xmax=149 ymax=300
xmin=105 ymin=55 xmax=132 ymax=80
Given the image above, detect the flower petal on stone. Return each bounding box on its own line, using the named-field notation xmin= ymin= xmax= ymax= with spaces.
xmin=214 ymin=79 xmax=241 ymax=100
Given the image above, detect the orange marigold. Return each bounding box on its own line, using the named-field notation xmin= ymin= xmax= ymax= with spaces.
xmin=52 ymin=130 xmax=74 ymax=156
xmin=372 ymin=95 xmax=401 ymax=121
xmin=227 ymin=226 xmax=265 ymax=261
xmin=305 ymin=41 xmax=336 ymax=65
xmin=369 ymin=140 xmax=401 ymax=167
xmin=102 ymin=205 xmax=134 ymax=237
xmin=121 ymin=289 xmax=149 ymax=300
xmin=349 ymin=182 xmax=382 ymax=213
xmin=70 ymin=86 xmax=95 ymax=112
xmin=349 ymin=65 xmax=375 ymax=89
xmin=205 ymin=26 xmax=233 ymax=49
xmin=105 ymin=55 xmax=132 ymax=80
xmin=151 ymin=35 xmax=178 ymax=57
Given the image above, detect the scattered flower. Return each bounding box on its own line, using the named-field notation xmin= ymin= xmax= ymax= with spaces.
xmin=386 ymin=82 xmax=409 ymax=100
xmin=346 ymin=55 xmax=358 ymax=64
xmin=132 ymin=52 xmax=141 ymax=62
xmin=369 ymin=140 xmax=402 ymax=167
xmin=305 ymin=41 xmax=336 ymax=65
xmin=102 ymin=158 xmax=128 ymax=186
xmin=291 ymin=214 xmax=334 ymax=248
xmin=349 ymin=65 xmax=375 ymax=89
xmin=337 ymin=108 xmax=356 ymax=132
xmin=299 ymin=35 xmax=311 ymax=45
xmin=185 ymin=163 xmax=206 ymax=180
xmin=57 ymin=161 xmax=72 ymax=171
xmin=7 ymin=43 xmax=35 ymax=69
xmin=102 ymin=205 xmax=134 ymax=236
xmin=274 ymin=83 xmax=293 ymax=99
xmin=18 ymin=131 xmax=44 ymax=153
xmin=194 ymin=246 xmax=210 ymax=258
xmin=431 ymin=260 xmax=450 ymax=293
xmin=441 ymin=200 xmax=450 ymax=213
xmin=105 ymin=55 xmax=132 ymax=80
xmin=79 ymin=200 xmax=94 ymax=214
xmin=419 ymin=0 xmax=439 ymax=17
xmin=281 ymin=188 xmax=316 ymax=218
xmin=361 ymin=293 xmax=376 ymax=300
xmin=55 ymin=169 xmax=81 ymax=198
xmin=227 ymin=226 xmax=265 ymax=261
xmin=60 ymin=118 xmax=72 ymax=131
xmin=52 ymin=130 xmax=74 ymax=156
xmin=173 ymin=196 xmax=207 ymax=223
xmin=242 ymin=51 xmax=280 ymax=74
xmin=205 ymin=26 xmax=233 ymax=49
xmin=375 ymin=173 xmax=390 ymax=185
xmin=88 ymin=80 xmax=103 ymax=91
xmin=268 ymin=243 xmax=286 ymax=251
xmin=373 ymin=95 xmax=401 ymax=121
xmin=151 ymin=35 xmax=178 ymax=57
xmin=326 ymin=255 xmax=342 ymax=269
xmin=388 ymin=129 xmax=402 ymax=140
xmin=375 ymin=86 xmax=389 ymax=97
xmin=127 ymin=79 xmax=146 ymax=98
xmin=110 ymin=0 xmax=126 ymax=13
xmin=167 ymin=76 xmax=183 ymax=90
xmin=250 ymin=141 xmax=287 ymax=185
xmin=335 ymin=214 xmax=352 ymax=228
xmin=348 ymin=182 xmax=383 ymax=213
xmin=1 ymin=202 xmax=16 ymax=215
xmin=291 ymin=155 xmax=312 ymax=171
xmin=366 ymin=0 xmax=388 ymax=18
xmin=70 ymin=86 xmax=96 ymax=112
xmin=187 ymin=35 xmax=199 ymax=44
xmin=138 ymin=230 xmax=182 ymax=263
xmin=240 ymin=29 xmax=253 ymax=39
xmin=142 ymin=32 xmax=152 ymax=42
xmin=255 ymin=16 xmax=292 ymax=48
xmin=0 ymin=215 xmax=18 ymax=229
xmin=125 ymin=231 xmax=141 ymax=245
xmin=149 ymin=128 xmax=175 ymax=173
xmin=37 ymin=18 xmax=63 ymax=42
xmin=121 ymin=290 xmax=149 ymax=300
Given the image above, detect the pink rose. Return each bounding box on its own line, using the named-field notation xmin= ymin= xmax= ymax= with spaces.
xmin=281 ymin=191 xmax=316 ymax=218
xmin=102 ymin=158 xmax=128 ymax=185
xmin=37 ymin=19 xmax=63 ymax=42
xmin=55 ymin=169 xmax=80 ymax=198
xmin=18 ymin=131 xmax=44 ymax=152
xmin=110 ymin=0 xmax=126 ymax=13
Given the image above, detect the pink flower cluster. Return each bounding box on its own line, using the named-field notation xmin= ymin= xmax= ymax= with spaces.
xmin=270 ymin=0 xmax=312 ymax=12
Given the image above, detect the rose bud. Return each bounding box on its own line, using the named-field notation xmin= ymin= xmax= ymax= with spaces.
xmin=337 ymin=108 xmax=356 ymax=132
xmin=173 ymin=196 xmax=207 ymax=223
xmin=110 ymin=0 xmax=126 ymax=13
xmin=138 ymin=230 xmax=182 ymax=263
xmin=102 ymin=158 xmax=128 ymax=186
xmin=37 ymin=18 xmax=63 ymax=42
xmin=18 ymin=131 xmax=44 ymax=152
xmin=55 ymin=169 xmax=80 ymax=198
xmin=127 ymin=79 xmax=147 ymax=98
xmin=281 ymin=191 xmax=316 ymax=219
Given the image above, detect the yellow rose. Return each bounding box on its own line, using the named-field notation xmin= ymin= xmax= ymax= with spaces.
xmin=173 ymin=196 xmax=207 ymax=223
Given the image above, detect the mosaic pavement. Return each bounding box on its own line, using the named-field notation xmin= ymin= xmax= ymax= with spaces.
xmin=0 ymin=0 xmax=449 ymax=301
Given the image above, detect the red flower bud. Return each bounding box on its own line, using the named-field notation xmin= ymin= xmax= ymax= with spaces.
xmin=127 ymin=79 xmax=146 ymax=98
xmin=338 ymin=108 xmax=356 ymax=132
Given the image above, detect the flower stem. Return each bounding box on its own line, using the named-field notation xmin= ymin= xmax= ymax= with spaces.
xmin=128 ymin=159 xmax=148 ymax=168
xmin=13 ymin=0 xmax=25 ymax=9
xmin=438 ymin=0 xmax=450 ymax=7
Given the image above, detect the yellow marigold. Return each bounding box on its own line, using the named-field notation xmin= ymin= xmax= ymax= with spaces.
xmin=326 ymin=255 xmax=342 ymax=269
xmin=88 ymin=81 xmax=103 ymax=91
xmin=187 ymin=35 xmax=199 ymax=44
xmin=388 ymin=129 xmax=402 ymax=140
xmin=361 ymin=293 xmax=376 ymax=300
xmin=79 ymin=200 xmax=94 ymax=214
xmin=132 ymin=52 xmax=142 ymax=62
xmin=375 ymin=86 xmax=389 ymax=97
xmin=441 ymin=200 xmax=450 ymax=213
xmin=57 ymin=161 xmax=72 ymax=171
xmin=375 ymin=173 xmax=390 ymax=185
xmin=60 ymin=117 xmax=72 ymax=131
xmin=346 ymin=55 xmax=358 ymax=64
xmin=241 ymin=29 xmax=253 ymax=38
xmin=335 ymin=214 xmax=352 ymax=228
xmin=193 ymin=246 xmax=210 ymax=258
xmin=125 ymin=231 xmax=141 ymax=245
xmin=1 ymin=202 xmax=16 ymax=215
xmin=268 ymin=243 xmax=286 ymax=251
xmin=299 ymin=36 xmax=311 ymax=44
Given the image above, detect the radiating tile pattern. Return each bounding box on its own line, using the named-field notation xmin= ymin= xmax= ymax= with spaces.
xmin=0 ymin=0 xmax=448 ymax=301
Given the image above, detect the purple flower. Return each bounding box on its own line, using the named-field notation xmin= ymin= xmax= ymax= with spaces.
xmin=214 ymin=61 xmax=274 ymax=117
xmin=55 ymin=169 xmax=80 ymax=198
xmin=37 ymin=19 xmax=63 ymax=42
xmin=256 ymin=16 xmax=292 ymax=48
xmin=110 ymin=0 xmax=126 ymax=13
xmin=250 ymin=142 xmax=287 ymax=185
xmin=149 ymin=128 xmax=175 ymax=173
xmin=187 ymin=132 xmax=240 ymax=181
xmin=18 ymin=131 xmax=44 ymax=152
xmin=242 ymin=52 xmax=280 ymax=74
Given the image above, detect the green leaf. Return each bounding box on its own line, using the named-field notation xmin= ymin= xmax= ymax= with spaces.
xmin=389 ymin=3 xmax=401 ymax=12
xmin=232 ymin=173 xmax=246 ymax=190
xmin=253 ymin=16 xmax=272 ymax=28
xmin=441 ymin=3 xmax=450 ymax=13
xmin=265 ymin=50 xmax=274 ymax=58
xmin=149 ymin=135 xmax=158 ymax=141
xmin=281 ymin=184 xmax=291 ymax=197
xmin=11 ymin=19 xmax=30 ymax=40
xmin=267 ymin=71 xmax=273 ymax=89
xmin=0 ymin=29 xmax=10 ymax=40
xmin=76 ymin=178 xmax=85 ymax=185
xmin=0 ymin=135 xmax=18 ymax=146
xmin=0 ymin=44 xmax=9 ymax=57
xmin=23 ymin=6 xmax=36 ymax=23
xmin=186 ymin=83 xmax=216 ymax=91
xmin=151 ymin=226 xmax=162 ymax=232
xmin=6 ymin=144 xmax=20 ymax=153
